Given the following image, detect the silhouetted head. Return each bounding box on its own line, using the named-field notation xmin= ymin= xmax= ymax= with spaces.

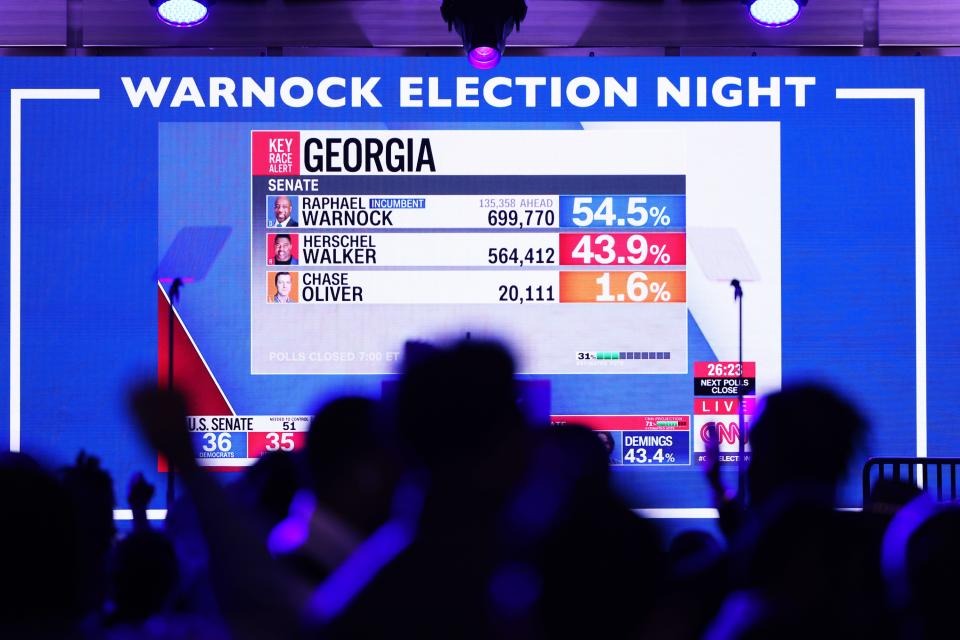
xmin=60 ymin=451 xmax=116 ymax=552
xmin=396 ymin=339 xmax=525 ymax=470
xmin=502 ymin=424 xmax=611 ymax=545
xmin=528 ymin=425 xmax=664 ymax=638
xmin=669 ymin=530 xmax=723 ymax=576
xmin=59 ymin=452 xmax=116 ymax=615
xmin=305 ymin=396 xmax=400 ymax=533
xmin=0 ymin=452 xmax=81 ymax=627
xmin=747 ymin=384 xmax=866 ymax=507
xmin=307 ymin=397 xmax=380 ymax=486
xmin=866 ymin=477 xmax=923 ymax=517
xmin=111 ymin=530 xmax=179 ymax=625
xmin=903 ymin=506 xmax=960 ymax=636
xmin=231 ymin=450 xmax=302 ymax=529
xmin=543 ymin=424 xmax=611 ymax=497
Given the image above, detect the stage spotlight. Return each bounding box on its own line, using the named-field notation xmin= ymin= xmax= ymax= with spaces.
xmin=441 ymin=0 xmax=528 ymax=70
xmin=745 ymin=0 xmax=807 ymax=28
xmin=152 ymin=0 xmax=211 ymax=27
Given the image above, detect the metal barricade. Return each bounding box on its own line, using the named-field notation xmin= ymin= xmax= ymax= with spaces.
xmin=863 ymin=457 xmax=960 ymax=504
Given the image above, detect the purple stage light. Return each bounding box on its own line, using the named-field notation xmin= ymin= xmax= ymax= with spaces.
xmin=468 ymin=46 xmax=502 ymax=70
xmin=748 ymin=0 xmax=801 ymax=28
xmin=156 ymin=0 xmax=208 ymax=27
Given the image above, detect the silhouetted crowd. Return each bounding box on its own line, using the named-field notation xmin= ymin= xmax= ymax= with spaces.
xmin=0 ymin=339 xmax=953 ymax=639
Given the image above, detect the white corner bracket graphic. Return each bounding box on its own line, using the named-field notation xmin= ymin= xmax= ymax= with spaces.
xmin=9 ymin=88 xmax=100 ymax=452
xmin=836 ymin=88 xmax=927 ymax=458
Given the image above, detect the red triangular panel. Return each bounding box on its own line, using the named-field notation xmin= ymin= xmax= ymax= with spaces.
xmin=157 ymin=285 xmax=233 ymax=414
xmin=158 ymin=285 xmax=233 ymax=470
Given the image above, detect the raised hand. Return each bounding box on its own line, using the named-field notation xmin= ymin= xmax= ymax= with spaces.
xmin=127 ymin=471 xmax=155 ymax=531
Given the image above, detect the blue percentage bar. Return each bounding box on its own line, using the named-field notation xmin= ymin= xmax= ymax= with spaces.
xmin=191 ymin=431 xmax=248 ymax=459
xmin=620 ymin=430 xmax=689 ymax=465
xmin=559 ymin=195 xmax=685 ymax=229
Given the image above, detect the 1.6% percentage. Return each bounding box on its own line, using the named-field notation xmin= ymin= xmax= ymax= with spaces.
xmin=595 ymin=272 xmax=673 ymax=302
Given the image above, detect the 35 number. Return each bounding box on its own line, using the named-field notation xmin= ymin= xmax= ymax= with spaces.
xmin=265 ymin=432 xmax=295 ymax=452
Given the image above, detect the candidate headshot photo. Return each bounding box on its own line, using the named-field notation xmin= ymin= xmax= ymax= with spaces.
xmin=268 ymin=271 xmax=299 ymax=303
xmin=267 ymin=195 xmax=299 ymax=228
xmin=267 ymin=233 xmax=298 ymax=265
xmin=596 ymin=430 xmax=621 ymax=465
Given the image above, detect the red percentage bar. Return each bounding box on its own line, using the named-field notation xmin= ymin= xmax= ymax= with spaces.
xmin=558 ymin=232 xmax=686 ymax=266
xmin=248 ymin=431 xmax=307 ymax=458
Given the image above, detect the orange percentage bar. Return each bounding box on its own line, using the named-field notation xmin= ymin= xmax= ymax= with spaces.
xmin=559 ymin=271 xmax=686 ymax=303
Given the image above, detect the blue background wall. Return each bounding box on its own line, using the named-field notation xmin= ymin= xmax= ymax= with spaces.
xmin=0 ymin=57 xmax=955 ymax=513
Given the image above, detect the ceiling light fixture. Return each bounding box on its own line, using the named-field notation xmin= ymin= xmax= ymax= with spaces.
xmin=745 ymin=0 xmax=807 ymax=28
xmin=152 ymin=0 xmax=211 ymax=28
xmin=441 ymin=0 xmax=528 ymax=70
